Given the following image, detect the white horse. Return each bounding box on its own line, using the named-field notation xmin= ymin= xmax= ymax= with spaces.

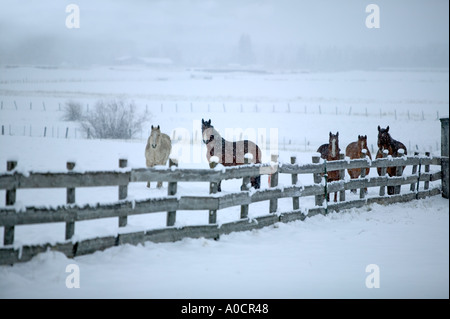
xmin=145 ymin=125 xmax=172 ymax=188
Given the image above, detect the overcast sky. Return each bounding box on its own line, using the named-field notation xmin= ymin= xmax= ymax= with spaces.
xmin=0 ymin=0 xmax=448 ymax=68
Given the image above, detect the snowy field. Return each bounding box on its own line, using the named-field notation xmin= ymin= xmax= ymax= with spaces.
xmin=0 ymin=66 xmax=449 ymax=299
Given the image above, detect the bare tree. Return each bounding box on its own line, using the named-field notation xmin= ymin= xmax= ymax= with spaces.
xmin=81 ymin=99 xmax=150 ymax=139
xmin=62 ymin=100 xmax=84 ymax=121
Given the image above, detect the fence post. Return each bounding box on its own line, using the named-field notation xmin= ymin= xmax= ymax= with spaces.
xmin=291 ymin=156 xmax=299 ymax=210
xmin=4 ymin=161 xmax=17 ymax=245
xmin=410 ymin=152 xmax=420 ymax=192
xmin=379 ymin=150 xmax=388 ymax=196
xmin=167 ymin=158 xmax=178 ymax=226
xmin=118 ymin=159 xmax=128 ymax=227
xmin=394 ymin=149 xmax=405 ymax=195
xmin=339 ymin=153 xmax=346 ymax=202
xmin=441 ymin=118 xmax=449 ymax=199
xmin=424 ymin=152 xmax=430 ymax=190
xmin=269 ymin=154 xmax=279 ymax=214
xmin=66 ymin=161 xmax=76 ymax=240
xmin=209 ymin=158 xmax=219 ymax=224
xmin=240 ymin=156 xmax=250 ymax=219
xmin=360 ymin=150 xmax=367 ymax=199
xmin=312 ymin=155 xmax=323 ymax=206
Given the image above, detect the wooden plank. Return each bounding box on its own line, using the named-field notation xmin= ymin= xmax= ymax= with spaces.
xmin=219 ymin=164 xmax=267 ymax=180
xmin=417 ymin=188 xmax=441 ymax=199
xmin=208 ymin=160 xmax=219 ymax=224
xmin=75 ymin=236 xmax=117 ymax=256
xmin=312 ymin=155 xmax=324 ymax=206
xmin=179 ymin=196 xmax=219 ymax=210
xmin=278 ymin=162 xmax=324 ymax=175
xmin=4 ymin=161 xmax=17 ymax=246
xmin=269 ymin=154 xmax=279 ymax=214
xmin=278 ymin=157 xmax=421 ymax=175
xmin=367 ymin=193 xmax=416 ymax=205
xmin=250 ymin=188 xmax=284 ymax=203
xmin=0 ymin=242 xmax=74 ymax=265
xmin=279 ymin=209 xmax=307 ymax=223
xmin=240 ymin=158 xmax=251 ymax=219
xmin=145 ymin=225 xmax=219 ymax=243
xmin=291 ymin=156 xmax=300 ymax=210
xmin=131 ymin=168 xmax=220 ymax=183
xmin=218 ymin=192 xmax=251 ymax=210
xmin=0 ymin=175 xmax=17 ymax=190
xmin=117 ymin=231 xmax=145 ymax=246
xmin=339 ymin=153 xmax=346 ymax=202
xmin=0 ymin=197 xmax=179 ymax=226
xmin=66 ymin=162 xmax=76 ymax=240
xmin=166 ymin=159 xmax=178 ymax=227
xmin=0 ymin=171 xmax=130 ymax=189
xmin=0 ymin=156 xmax=440 ymax=191
xmin=118 ymin=159 xmax=128 ymax=227
xmin=218 ymin=215 xmax=279 ymax=235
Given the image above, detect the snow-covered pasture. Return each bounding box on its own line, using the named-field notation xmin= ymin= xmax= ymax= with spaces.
xmin=0 ymin=66 xmax=448 ymax=298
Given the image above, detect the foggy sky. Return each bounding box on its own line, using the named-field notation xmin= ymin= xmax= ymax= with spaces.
xmin=0 ymin=0 xmax=448 ymax=69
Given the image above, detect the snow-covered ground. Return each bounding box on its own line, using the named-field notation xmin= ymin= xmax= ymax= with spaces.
xmin=0 ymin=197 xmax=448 ymax=299
xmin=0 ymin=66 xmax=448 ymax=298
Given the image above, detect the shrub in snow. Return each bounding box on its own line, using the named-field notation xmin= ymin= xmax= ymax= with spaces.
xmin=62 ymin=100 xmax=83 ymax=121
xmin=80 ymin=99 xmax=150 ymax=139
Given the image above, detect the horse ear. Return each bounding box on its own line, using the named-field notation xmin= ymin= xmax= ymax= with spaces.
xmin=378 ymin=125 xmax=381 ymax=132
xmin=386 ymin=126 xmax=389 ymax=132
xmin=329 ymin=132 xmax=332 ymax=137
xmin=336 ymin=132 xmax=339 ymax=136
xmin=157 ymin=125 xmax=160 ymax=130
xmin=202 ymin=119 xmax=204 ymax=124
xmin=358 ymin=135 xmax=361 ymax=139
xmin=151 ymin=125 xmax=154 ymax=129
xmin=208 ymin=119 xmax=211 ymax=125
xmin=365 ymin=135 xmax=367 ymax=139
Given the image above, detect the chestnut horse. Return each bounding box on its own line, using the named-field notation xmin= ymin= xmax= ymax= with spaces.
xmin=376 ymin=125 xmax=407 ymax=195
xmin=201 ymin=119 xmax=262 ymax=191
xmin=346 ymin=135 xmax=372 ymax=193
xmin=317 ymin=132 xmax=340 ymax=202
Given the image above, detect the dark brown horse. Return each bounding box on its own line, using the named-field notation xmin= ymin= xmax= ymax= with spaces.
xmin=201 ymin=119 xmax=262 ymax=191
xmin=346 ymin=135 xmax=372 ymax=193
xmin=376 ymin=126 xmax=407 ymax=195
xmin=317 ymin=132 xmax=340 ymax=202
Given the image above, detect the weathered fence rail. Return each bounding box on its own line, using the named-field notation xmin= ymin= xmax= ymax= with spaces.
xmin=0 ymin=119 xmax=448 ymax=265
xmin=0 ymin=154 xmax=447 ymax=265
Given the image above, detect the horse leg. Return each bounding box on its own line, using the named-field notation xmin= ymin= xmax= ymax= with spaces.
xmin=147 ymin=181 xmax=151 ymax=188
xmin=157 ymin=181 xmax=163 ymax=188
xmin=217 ymin=180 xmax=222 ymax=192
xmin=250 ymin=175 xmax=261 ymax=189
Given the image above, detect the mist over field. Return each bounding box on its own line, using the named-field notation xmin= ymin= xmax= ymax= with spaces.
xmin=0 ymin=0 xmax=448 ymax=70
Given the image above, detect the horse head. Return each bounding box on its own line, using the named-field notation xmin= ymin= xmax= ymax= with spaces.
xmin=328 ymin=131 xmax=340 ymax=157
xmin=150 ymin=125 xmax=161 ymax=149
xmin=357 ymin=135 xmax=368 ymax=151
xmin=377 ymin=125 xmax=391 ymax=151
xmin=201 ymin=119 xmax=216 ymax=144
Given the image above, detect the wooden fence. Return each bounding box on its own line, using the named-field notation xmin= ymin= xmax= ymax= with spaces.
xmin=0 ymin=119 xmax=448 ymax=265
